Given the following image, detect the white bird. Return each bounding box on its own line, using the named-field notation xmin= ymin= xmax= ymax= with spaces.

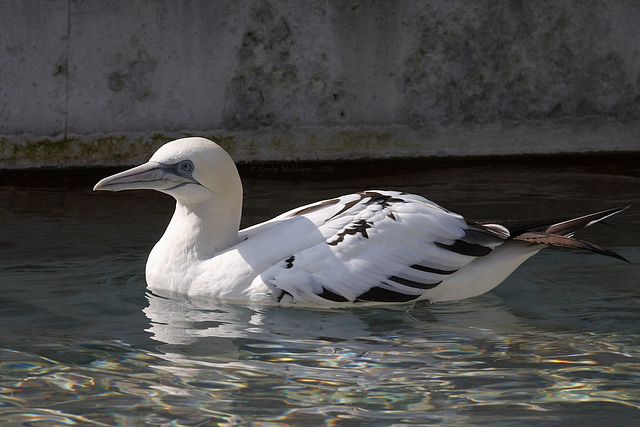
xmin=94 ymin=137 xmax=628 ymax=306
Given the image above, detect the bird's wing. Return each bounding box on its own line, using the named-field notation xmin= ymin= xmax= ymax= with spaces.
xmin=253 ymin=191 xmax=510 ymax=305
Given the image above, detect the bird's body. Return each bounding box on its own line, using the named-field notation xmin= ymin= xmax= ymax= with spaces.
xmin=94 ymin=137 xmax=628 ymax=306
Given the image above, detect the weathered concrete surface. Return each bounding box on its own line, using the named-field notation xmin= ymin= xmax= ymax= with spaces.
xmin=1 ymin=0 xmax=639 ymax=167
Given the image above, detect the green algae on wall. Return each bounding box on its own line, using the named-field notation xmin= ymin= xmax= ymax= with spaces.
xmin=1 ymin=120 xmax=640 ymax=169
xmin=0 ymin=135 xmax=163 ymax=168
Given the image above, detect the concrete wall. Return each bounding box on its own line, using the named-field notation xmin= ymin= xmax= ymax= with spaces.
xmin=1 ymin=0 xmax=639 ymax=167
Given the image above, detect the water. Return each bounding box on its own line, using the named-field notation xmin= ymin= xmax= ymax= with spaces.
xmin=1 ymin=157 xmax=639 ymax=425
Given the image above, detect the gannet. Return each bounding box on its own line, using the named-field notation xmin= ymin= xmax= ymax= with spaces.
xmin=94 ymin=137 xmax=629 ymax=306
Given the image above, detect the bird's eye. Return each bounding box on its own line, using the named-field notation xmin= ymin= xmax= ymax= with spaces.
xmin=177 ymin=160 xmax=194 ymax=175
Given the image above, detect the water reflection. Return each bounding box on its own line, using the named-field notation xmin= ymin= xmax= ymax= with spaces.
xmin=144 ymin=289 xmax=535 ymax=354
xmin=141 ymin=290 xmax=640 ymax=424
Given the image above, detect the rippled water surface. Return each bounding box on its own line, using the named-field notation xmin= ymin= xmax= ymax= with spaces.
xmin=1 ymin=156 xmax=639 ymax=425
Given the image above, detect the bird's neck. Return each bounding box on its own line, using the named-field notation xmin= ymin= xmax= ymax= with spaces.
xmin=166 ymin=198 xmax=242 ymax=259
xmin=144 ymin=173 xmax=245 ymax=293
xmin=145 ymin=194 xmax=243 ymax=293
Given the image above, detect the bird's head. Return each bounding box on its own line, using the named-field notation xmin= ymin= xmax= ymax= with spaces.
xmin=94 ymin=137 xmax=242 ymax=208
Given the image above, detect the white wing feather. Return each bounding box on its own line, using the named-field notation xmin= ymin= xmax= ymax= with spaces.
xmin=251 ymin=191 xmax=508 ymax=305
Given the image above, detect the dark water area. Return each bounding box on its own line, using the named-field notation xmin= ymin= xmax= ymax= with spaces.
xmin=1 ymin=153 xmax=639 ymax=425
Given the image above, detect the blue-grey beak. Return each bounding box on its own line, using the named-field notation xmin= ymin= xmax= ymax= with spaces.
xmin=94 ymin=162 xmax=171 ymax=192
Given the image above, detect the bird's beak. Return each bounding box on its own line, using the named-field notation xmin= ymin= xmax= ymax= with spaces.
xmin=94 ymin=162 xmax=169 ymax=192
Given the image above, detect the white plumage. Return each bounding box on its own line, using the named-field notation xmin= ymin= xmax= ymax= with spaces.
xmin=94 ymin=137 xmax=628 ymax=306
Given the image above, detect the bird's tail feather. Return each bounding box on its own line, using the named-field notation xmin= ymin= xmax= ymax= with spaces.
xmin=544 ymin=206 xmax=630 ymax=236
xmin=513 ymin=231 xmax=629 ymax=262
xmin=482 ymin=206 xmax=630 ymax=263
